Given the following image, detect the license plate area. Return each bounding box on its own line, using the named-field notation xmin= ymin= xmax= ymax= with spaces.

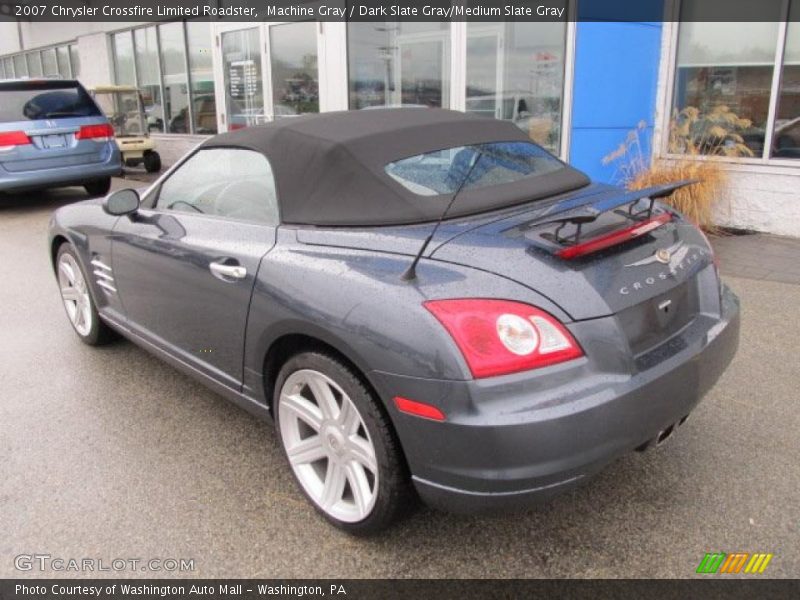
xmin=40 ymin=134 xmax=68 ymax=149
xmin=617 ymin=280 xmax=699 ymax=356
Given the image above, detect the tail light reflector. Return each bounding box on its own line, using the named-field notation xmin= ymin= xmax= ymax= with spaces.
xmin=0 ymin=130 xmax=31 ymax=150
xmin=76 ymin=123 xmax=114 ymax=141
xmin=424 ymin=299 xmax=583 ymax=379
xmin=556 ymin=212 xmax=673 ymax=260
xmin=393 ymin=397 xmax=446 ymax=422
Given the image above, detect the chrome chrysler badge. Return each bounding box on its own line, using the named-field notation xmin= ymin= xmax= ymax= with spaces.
xmin=655 ymin=248 xmax=672 ymax=264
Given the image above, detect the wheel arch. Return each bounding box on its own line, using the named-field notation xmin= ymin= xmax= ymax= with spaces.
xmin=262 ymin=331 xmax=412 ymax=477
xmin=263 ymin=332 xmax=375 ymax=416
xmin=50 ymin=234 xmax=70 ymax=271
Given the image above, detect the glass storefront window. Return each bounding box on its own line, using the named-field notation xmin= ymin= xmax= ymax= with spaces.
xmin=771 ymin=1 xmax=800 ymax=159
xmin=69 ymin=44 xmax=80 ymax=78
xmin=673 ymin=8 xmax=781 ymax=157
xmin=222 ymin=28 xmax=264 ymax=130
xmin=186 ymin=22 xmax=217 ymax=134
xmin=348 ymin=22 xmax=450 ymax=109
xmin=270 ymin=22 xmax=319 ymax=118
xmin=56 ymin=46 xmax=71 ymax=78
xmin=113 ymin=32 xmax=136 ymax=86
xmin=41 ymin=48 xmax=58 ymax=76
xmin=3 ymin=57 xmax=13 ymax=78
xmin=26 ymin=52 xmax=42 ymax=77
xmin=159 ymin=22 xmax=190 ymax=134
xmin=109 ymin=24 xmax=217 ymax=135
xmin=13 ymin=55 xmax=27 ymax=78
xmin=134 ymin=27 xmax=164 ymax=133
xmin=466 ymin=20 xmax=567 ymax=153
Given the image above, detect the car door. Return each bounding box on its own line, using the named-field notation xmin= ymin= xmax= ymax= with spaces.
xmin=111 ymin=147 xmax=280 ymax=390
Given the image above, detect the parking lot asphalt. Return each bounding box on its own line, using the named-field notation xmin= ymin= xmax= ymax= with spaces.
xmin=1 ymin=187 xmax=798 ymax=579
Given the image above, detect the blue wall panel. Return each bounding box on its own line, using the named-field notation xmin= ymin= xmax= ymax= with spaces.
xmin=569 ymin=0 xmax=665 ymax=184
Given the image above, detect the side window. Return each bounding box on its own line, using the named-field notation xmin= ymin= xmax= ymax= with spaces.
xmin=155 ymin=148 xmax=279 ymax=225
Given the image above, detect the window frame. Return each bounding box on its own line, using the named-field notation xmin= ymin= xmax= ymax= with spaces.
xmin=111 ymin=22 xmax=218 ymax=136
xmin=144 ymin=146 xmax=281 ymax=226
xmin=343 ymin=12 xmax=576 ymax=162
xmin=660 ymin=0 xmax=798 ymax=167
xmin=1 ymin=42 xmax=76 ymax=80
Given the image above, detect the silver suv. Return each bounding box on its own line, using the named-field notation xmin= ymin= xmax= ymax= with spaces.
xmin=0 ymin=79 xmax=122 ymax=196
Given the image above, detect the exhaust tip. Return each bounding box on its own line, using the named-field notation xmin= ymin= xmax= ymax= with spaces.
xmin=656 ymin=424 xmax=675 ymax=446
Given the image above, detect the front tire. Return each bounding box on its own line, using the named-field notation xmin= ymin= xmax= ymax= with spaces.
xmin=56 ymin=244 xmax=116 ymax=346
xmin=274 ymin=352 xmax=414 ymax=534
xmin=84 ymin=178 xmax=112 ymax=197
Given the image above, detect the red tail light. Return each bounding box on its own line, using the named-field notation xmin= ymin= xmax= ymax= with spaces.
xmin=76 ymin=123 xmax=115 ymax=140
xmin=424 ymin=299 xmax=583 ymax=378
xmin=556 ymin=212 xmax=673 ymax=260
xmin=0 ymin=130 xmax=32 ymax=148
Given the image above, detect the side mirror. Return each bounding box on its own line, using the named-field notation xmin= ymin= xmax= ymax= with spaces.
xmin=103 ymin=188 xmax=140 ymax=216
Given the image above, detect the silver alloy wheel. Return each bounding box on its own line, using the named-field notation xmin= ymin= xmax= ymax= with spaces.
xmin=278 ymin=369 xmax=379 ymax=523
xmin=57 ymin=252 xmax=93 ymax=337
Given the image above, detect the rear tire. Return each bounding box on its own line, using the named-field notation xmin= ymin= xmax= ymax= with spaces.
xmin=274 ymin=351 xmax=414 ymax=535
xmin=56 ymin=243 xmax=116 ymax=346
xmin=143 ymin=151 xmax=161 ymax=173
xmin=84 ymin=178 xmax=111 ymax=197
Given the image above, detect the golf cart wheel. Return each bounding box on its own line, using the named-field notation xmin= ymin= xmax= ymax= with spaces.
xmin=143 ymin=151 xmax=161 ymax=173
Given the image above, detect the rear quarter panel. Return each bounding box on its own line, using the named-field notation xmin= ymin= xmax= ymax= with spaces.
xmin=243 ymin=228 xmax=574 ymax=406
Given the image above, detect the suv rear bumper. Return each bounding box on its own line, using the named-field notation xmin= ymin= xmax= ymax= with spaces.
xmin=0 ymin=154 xmax=121 ymax=193
xmin=373 ymin=284 xmax=740 ymax=513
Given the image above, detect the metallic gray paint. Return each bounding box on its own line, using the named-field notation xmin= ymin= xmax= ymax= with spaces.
xmin=48 ymin=170 xmax=740 ymax=514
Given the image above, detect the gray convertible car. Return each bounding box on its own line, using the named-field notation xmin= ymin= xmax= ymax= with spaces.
xmin=49 ymin=109 xmax=739 ymax=533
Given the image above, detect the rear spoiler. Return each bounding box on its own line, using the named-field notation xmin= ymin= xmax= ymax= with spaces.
xmin=536 ymin=179 xmax=697 ymax=227
xmin=512 ymin=179 xmax=698 ymax=260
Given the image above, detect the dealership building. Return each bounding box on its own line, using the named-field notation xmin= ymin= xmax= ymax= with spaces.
xmin=1 ymin=1 xmax=798 ymax=236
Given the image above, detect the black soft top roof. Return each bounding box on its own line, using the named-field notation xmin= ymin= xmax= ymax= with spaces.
xmin=202 ymin=108 xmax=590 ymax=226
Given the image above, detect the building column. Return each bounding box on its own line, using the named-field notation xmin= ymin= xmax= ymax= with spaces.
xmin=76 ymin=32 xmax=114 ymax=88
xmin=568 ymin=0 xmax=666 ymax=183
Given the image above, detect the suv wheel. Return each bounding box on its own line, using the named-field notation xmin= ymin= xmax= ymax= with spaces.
xmin=84 ymin=178 xmax=112 ymax=197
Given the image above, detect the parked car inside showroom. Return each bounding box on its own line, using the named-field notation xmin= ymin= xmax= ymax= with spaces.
xmin=0 ymin=78 xmax=122 ymax=196
xmin=48 ymin=108 xmax=739 ymax=534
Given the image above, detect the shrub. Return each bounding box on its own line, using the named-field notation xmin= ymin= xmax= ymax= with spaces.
xmin=602 ymin=107 xmax=754 ymax=230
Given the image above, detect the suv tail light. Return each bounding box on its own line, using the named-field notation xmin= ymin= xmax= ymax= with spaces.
xmin=76 ymin=123 xmax=114 ymax=141
xmin=0 ymin=130 xmax=32 ymax=150
xmin=424 ymin=299 xmax=583 ymax=378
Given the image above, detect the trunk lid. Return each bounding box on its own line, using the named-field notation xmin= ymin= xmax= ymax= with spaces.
xmin=430 ymin=181 xmax=715 ymax=323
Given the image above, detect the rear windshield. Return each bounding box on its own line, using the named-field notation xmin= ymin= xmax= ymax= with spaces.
xmin=385 ymin=141 xmax=565 ymax=196
xmin=0 ymin=81 xmax=101 ymax=122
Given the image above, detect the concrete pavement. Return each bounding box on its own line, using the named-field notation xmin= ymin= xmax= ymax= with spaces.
xmin=0 ymin=187 xmax=798 ymax=578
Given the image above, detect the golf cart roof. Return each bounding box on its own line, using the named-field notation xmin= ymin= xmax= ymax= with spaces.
xmin=90 ymin=85 xmax=139 ymax=93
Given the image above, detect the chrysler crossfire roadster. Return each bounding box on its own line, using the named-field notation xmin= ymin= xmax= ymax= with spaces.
xmin=49 ymin=109 xmax=740 ymax=533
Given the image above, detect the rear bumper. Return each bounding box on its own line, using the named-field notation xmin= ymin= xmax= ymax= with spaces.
xmin=0 ymin=152 xmax=121 ymax=193
xmin=372 ymin=284 xmax=740 ymax=513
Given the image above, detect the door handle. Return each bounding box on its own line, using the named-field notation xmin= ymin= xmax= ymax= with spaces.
xmin=209 ymin=261 xmax=246 ymax=281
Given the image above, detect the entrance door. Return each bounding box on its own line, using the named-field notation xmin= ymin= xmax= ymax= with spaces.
xmin=220 ymin=27 xmax=266 ymax=131
xmin=266 ymin=21 xmax=320 ymax=120
xmin=465 ymin=29 xmax=504 ymax=119
xmin=395 ymin=34 xmax=449 ymax=107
